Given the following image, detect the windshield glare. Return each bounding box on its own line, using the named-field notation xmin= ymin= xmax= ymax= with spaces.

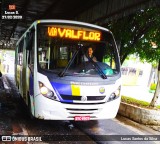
xmin=37 ymin=25 xmax=119 ymax=77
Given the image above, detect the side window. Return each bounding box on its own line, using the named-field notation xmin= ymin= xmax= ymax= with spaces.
xmin=30 ymin=44 xmax=34 ymax=65
xmin=18 ymin=39 xmax=24 ymax=66
xmin=26 ymin=29 xmax=35 ymax=65
xmin=28 ymin=38 xmax=34 ymax=65
xmin=27 ymin=44 xmax=34 ymax=65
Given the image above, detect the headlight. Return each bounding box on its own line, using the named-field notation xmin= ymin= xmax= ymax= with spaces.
xmin=39 ymin=82 xmax=57 ymax=100
xmin=40 ymin=86 xmax=48 ymax=95
xmin=108 ymin=86 xmax=121 ymax=102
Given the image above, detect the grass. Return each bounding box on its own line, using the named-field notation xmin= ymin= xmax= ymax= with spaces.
xmin=157 ymin=105 xmax=160 ymax=109
xmin=121 ymin=96 xmax=160 ymax=109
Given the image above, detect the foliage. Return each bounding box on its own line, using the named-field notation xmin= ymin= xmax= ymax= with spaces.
xmin=121 ymin=96 xmax=150 ymax=107
xmin=121 ymin=96 xmax=160 ymax=109
xmin=105 ymin=6 xmax=160 ymax=108
xmin=150 ymin=83 xmax=157 ymax=90
xmin=106 ymin=7 xmax=160 ymax=64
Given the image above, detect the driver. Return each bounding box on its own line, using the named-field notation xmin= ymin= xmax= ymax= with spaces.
xmin=82 ymin=47 xmax=97 ymax=62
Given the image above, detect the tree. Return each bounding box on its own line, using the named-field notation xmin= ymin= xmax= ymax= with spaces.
xmin=106 ymin=8 xmax=160 ymax=64
xmin=105 ymin=7 xmax=160 ymax=107
xmin=150 ymin=60 xmax=160 ymax=107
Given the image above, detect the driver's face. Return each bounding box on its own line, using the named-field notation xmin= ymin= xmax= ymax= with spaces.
xmin=88 ymin=48 xmax=93 ymax=57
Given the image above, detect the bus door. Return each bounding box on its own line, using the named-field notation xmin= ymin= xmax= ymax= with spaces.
xmin=16 ymin=40 xmax=23 ymax=95
xmin=22 ymin=29 xmax=35 ymax=105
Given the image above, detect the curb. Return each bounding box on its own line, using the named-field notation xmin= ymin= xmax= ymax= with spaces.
xmin=118 ymin=102 xmax=160 ymax=126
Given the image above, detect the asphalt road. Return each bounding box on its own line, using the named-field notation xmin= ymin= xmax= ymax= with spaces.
xmin=0 ymin=74 xmax=159 ymax=144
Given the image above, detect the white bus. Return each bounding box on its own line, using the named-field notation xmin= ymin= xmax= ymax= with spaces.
xmin=15 ymin=20 xmax=121 ymax=120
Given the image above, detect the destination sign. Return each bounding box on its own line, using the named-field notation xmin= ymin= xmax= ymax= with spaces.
xmin=48 ymin=27 xmax=101 ymax=41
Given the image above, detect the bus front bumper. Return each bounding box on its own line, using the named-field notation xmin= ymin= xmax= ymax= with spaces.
xmin=34 ymin=95 xmax=121 ymax=120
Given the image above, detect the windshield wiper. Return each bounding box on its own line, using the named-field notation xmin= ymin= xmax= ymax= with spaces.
xmin=59 ymin=46 xmax=80 ymax=77
xmin=89 ymin=58 xmax=107 ymax=79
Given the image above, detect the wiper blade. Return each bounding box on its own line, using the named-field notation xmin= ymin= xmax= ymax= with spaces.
xmin=59 ymin=46 xmax=80 ymax=77
xmin=89 ymin=58 xmax=107 ymax=79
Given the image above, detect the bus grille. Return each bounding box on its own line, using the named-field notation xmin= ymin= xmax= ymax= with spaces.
xmin=61 ymin=95 xmax=105 ymax=101
xmin=66 ymin=108 xmax=99 ymax=115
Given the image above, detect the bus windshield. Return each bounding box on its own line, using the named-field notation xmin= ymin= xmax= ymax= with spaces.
xmin=37 ymin=24 xmax=120 ymax=77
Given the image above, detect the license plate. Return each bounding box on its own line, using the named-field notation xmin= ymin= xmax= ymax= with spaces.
xmin=74 ymin=116 xmax=90 ymax=121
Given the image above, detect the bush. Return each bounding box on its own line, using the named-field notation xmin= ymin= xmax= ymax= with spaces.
xmin=121 ymin=96 xmax=160 ymax=109
xmin=121 ymin=96 xmax=149 ymax=107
